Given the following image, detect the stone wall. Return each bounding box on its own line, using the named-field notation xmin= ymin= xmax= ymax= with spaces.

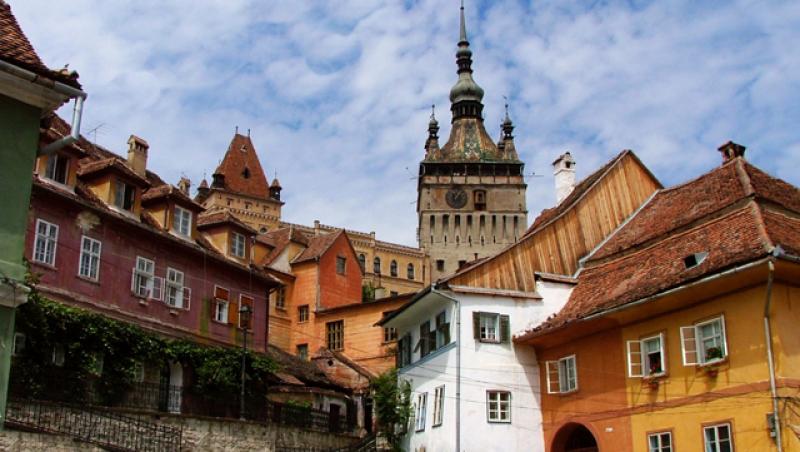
xmin=0 ymin=412 xmax=359 ymax=451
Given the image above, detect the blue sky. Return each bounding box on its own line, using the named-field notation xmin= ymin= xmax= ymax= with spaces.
xmin=12 ymin=0 xmax=800 ymax=246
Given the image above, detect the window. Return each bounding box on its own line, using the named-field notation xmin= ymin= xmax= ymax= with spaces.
xmin=407 ymin=263 xmax=415 ymax=280
xmin=172 ymin=206 xmax=192 ymax=236
xmin=52 ymin=344 xmax=65 ymax=367
xmin=680 ymin=315 xmax=727 ymax=366
xmin=418 ymin=321 xmax=434 ymax=357
xmin=473 ymin=312 xmax=510 ymax=343
xmin=358 ymin=254 xmax=366 ymax=271
xmin=415 ymin=393 xmax=427 ymax=432
xmin=390 ymin=260 xmax=398 ymax=277
xmin=436 ymin=260 xmax=445 ymax=272
xmin=12 ymin=333 xmax=25 ymax=356
xmin=397 ymin=334 xmax=412 ymax=368
xmin=704 ymin=423 xmax=733 ymax=452
xmin=166 ymin=267 xmax=189 ymax=309
xmin=436 ymin=311 xmax=451 ymax=348
xmin=326 ymin=320 xmax=344 ymax=351
xmin=214 ymin=286 xmax=229 ymax=323
xmin=684 ymin=251 xmax=708 ymax=269
xmin=373 ymin=257 xmax=381 ymax=274
xmin=432 ymin=385 xmax=445 ymax=427
xmin=336 ymin=256 xmax=346 ymax=274
xmin=458 ymin=260 xmax=467 ymax=269
xmin=114 ymin=179 xmax=136 ymax=211
xmin=131 ymin=257 xmax=159 ymax=299
xmin=276 ymin=287 xmax=286 ymax=309
xmin=78 ymin=236 xmax=102 ymax=280
xmin=648 ymin=431 xmax=672 ymax=452
xmin=33 ymin=219 xmax=58 ymax=266
xmin=486 ymin=391 xmax=511 ymax=422
xmin=474 ymin=189 xmax=487 ymax=210
xmin=239 ymin=295 xmax=254 ymax=329
xmin=297 ymin=344 xmax=308 ymax=360
xmin=627 ymin=333 xmax=666 ymax=377
xmin=384 ymin=327 xmax=397 ymax=343
xmin=44 ymin=153 xmax=69 ymax=184
xmin=230 ymin=232 xmax=246 ymax=258
xmin=546 ymin=355 xmax=578 ymax=394
xmin=298 ymin=305 xmax=309 ymax=323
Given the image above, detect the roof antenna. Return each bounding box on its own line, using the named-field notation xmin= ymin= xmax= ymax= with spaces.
xmin=247 ymin=128 xmax=250 ymax=137
xmin=235 ymin=125 xmax=238 ymax=134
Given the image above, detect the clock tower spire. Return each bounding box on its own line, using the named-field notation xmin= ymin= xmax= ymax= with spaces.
xmin=416 ymin=1 xmax=528 ymax=281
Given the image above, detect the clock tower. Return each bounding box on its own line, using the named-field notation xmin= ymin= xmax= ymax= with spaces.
xmin=417 ymin=2 xmax=528 ymax=281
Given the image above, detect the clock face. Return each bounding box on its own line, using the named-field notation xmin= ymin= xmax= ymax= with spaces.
xmin=446 ymin=187 xmax=468 ymax=208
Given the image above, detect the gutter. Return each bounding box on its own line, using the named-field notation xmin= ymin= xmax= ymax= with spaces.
xmin=0 ymin=59 xmax=87 ymax=155
xmin=431 ymin=287 xmax=460 ymax=452
xmin=764 ymin=251 xmax=783 ymax=451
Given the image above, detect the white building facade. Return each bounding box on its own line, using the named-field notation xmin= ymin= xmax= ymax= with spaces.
xmin=381 ymin=275 xmax=574 ymax=452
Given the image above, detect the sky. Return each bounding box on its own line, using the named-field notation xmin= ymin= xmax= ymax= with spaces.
xmin=11 ymin=0 xmax=800 ymax=246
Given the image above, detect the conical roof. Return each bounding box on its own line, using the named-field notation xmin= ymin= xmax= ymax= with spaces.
xmin=213 ymin=133 xmax=270 ymax=199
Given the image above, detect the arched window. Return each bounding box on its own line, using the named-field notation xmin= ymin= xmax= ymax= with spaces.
xmin=390 ymin=260 xmax=398 ymax=277
xmin=373 ymin=257 xmax=381 ymax=274
xmin=407 ymin=263 xmax=415 ymax=280
xmin=358 ymin=254 xmax=366 ymax=271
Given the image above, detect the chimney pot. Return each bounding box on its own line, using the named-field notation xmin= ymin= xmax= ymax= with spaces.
xmin=127 ymin=135 xmax=149 ymax=177
xmin=718 ymin=141 xmax=746 ymax=163
xmin=553 ymin=152 xmax=576 ymax=204
xmin=314 ymin=220 xmax=321 ymax=236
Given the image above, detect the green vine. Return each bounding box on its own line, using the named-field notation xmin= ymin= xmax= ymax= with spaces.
xmin=13 ymin=271 xmax=279 ymax=405
xmin=372 ymin=369 xmax=412 ymax=452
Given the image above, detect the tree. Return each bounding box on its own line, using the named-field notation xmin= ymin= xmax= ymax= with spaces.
xmin=372 ymin=369 xmax=412 ymax=451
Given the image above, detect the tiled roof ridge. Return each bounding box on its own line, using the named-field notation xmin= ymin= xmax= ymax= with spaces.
xmin=278 ymin=220 xmax=422 ymax=253
xmin=197 ymin=210 xmax=257 ymax=234
xmin=291 ymin=229 xmax=345 ymax=264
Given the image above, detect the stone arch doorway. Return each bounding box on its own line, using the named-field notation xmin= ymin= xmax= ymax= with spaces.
xmin=552 ymin=422 xmax=599 ymax=452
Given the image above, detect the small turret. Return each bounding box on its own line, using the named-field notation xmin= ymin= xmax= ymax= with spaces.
xmin=269 ymin=177 xmax=282 ymax=201
xmin=424 ymin=105 xmax=440 ymax=158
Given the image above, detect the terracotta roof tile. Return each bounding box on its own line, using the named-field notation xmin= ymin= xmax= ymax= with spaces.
xmin=291 ymin=230 xmax=344 ymax=264
xmin=0 ymin=1 xmax=81 ymax=88
xmin=213 ymin=134 xmax=271 ymax=199
xmin=257 ymin=227 xmax=309 ymax=265
xmin=197 ymin=210 xmax=256 ymax=234
xmin=77 ymin=157 xmax=150 ymax=187
xmin=142 ymin=184 xmax=204 ymax=211
xmin=762 ymin=209 xmax=800 ymax=256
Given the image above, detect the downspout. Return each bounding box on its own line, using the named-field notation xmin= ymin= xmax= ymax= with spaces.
xmin=0 ymin=60 xmax=87 ymax=156
xmin=431 ymin=287 xmax=460 ymax=452
xmin=764 ymin=254 xmax=783 ymax=452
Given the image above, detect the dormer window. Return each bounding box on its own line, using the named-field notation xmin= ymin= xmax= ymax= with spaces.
xmin=231 ymin=232 xmax=246 ymax=258
xmin=173 ymin=206 xmax=192 ymax=237
xmin=45 ymin=153 xmax=69 ymax=184
xmin=114 ymin=179 xmax=136 ymax=211
xmin=683 ymin=252 xmax=708 ymax=269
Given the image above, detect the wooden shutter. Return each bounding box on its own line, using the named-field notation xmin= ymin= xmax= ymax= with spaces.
xmin=545 ymin=361 xmax=560 ymax=394
xmin=718 ymin=315 xmax=728 ymax=357
xmin=229 ymin=295 xmax=240 ymax=326
xmin=240 ymin=295 xmax=254 ymax=329
xmin=680 ymin=326 xmax=698 ymax=366
xmin=499 ymin=315 xmax=510 ymax=343
xmin=626 ymin=340 xmax=643 ymax=377
xmin=473 ymin=312 xmax=480 ymax=339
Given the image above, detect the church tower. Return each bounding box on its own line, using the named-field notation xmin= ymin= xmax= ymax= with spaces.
xmin=417 ymin=2 xmax=528 ymax=281
xmin=196 ymin=132 xmax=283 ymax=233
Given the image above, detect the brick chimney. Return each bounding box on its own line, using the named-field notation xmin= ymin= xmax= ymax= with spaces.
xmin=718 ymin=141 xmax=746 ymax=163
xmin=553 ymin=152 xmax=576 ymax=204
xmin=127 ymin=135 xmax=149 ymax=177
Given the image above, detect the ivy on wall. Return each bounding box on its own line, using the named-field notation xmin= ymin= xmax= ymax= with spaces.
xmin=13 ymin=273 xmax=278 ymax=405
xmin=372 ymin=369 xmax=412 ymax=452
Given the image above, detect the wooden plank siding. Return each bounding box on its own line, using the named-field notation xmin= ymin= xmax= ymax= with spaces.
xmin=445 ymin=152 xmax=661 ymax=291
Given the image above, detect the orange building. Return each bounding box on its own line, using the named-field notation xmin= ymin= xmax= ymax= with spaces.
xmin=517 ymin=142 xmax=800 ymax=452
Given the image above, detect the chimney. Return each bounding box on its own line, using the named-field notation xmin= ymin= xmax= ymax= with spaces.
xmin=718 ymin=141 xmax=746 ymax=163
xmin=127 ymin=135 xmax=149 ymax=177
xmin=314 ymin=220 xmax=321 ymax=236
xmin=553 ymin=152 xmax=576 ymax=204
xmin=177 ymin=177 xmax=191 ymax=195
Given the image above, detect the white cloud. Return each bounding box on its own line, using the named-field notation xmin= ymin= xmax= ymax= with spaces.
xmin=9 ymin=0 xmax=800 ymax=246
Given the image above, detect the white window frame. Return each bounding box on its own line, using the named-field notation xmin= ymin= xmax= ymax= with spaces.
xmin=230 ymin=232 xmax=246 ymax=258
xmin=131 ymin=257 xmax=155 ymax=298
xmin=114 ymin=179 xmax=135 ymax=211
xmin=415 ymin=392 xmax=427 ymax=432
xmin=546 ymin=355 xmax=578 ymax=394
xmin=78 ymin=236 xmax=102 ymax=281
xmin=214 ymin=299 xmax=229 ymax=323
xmin=165 ymin=267 xmax=190 ymax=309
xmin=704 ymin=423 xmax=733 ymax=452
xmin=486 ymin=390 xmax=511 ymax=423
xmin=648 ymin=431 xmax=672 ymax=452
xmin=383 ymin=327 xmax=397 ymax=343
xmin=298 ymin=305 xmax=309 ymax=323
xmin=680 ymin=315 xmax=727 ymax=366
xmin=276 ymin=287 xmax=286 ymax=310
xmin=44 ymin=153 xmax=69 ymax=184
xmin=627 ymin=333 xmax=666 ymax=378
xmin=33 ymin=219 xmax=59 ymax=266
xmin=172 ymin=206 xmax=192 ymax=237
xmin=432 ymin=385 xmax=445 ymax=427
xmin=480 ymin=313 xmax=498 ymax=342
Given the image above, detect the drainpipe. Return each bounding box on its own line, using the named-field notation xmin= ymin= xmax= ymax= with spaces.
xmin=764 ymin=254 xmax=783 ymax=452
xmin=431 ymin=287 xmax=460 ymax=452
xmin=0 ymin=60 xmax=87 ymax=156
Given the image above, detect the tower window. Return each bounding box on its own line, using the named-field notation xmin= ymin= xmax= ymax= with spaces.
xmin=390 ymin=260 xmax=398 ymax=277
xmin=436 ymin=260 xmax=445 ymax=272
xmin=474 ymin=190 xmax=486 ymax=211
xmin=373 ymin=257 xmax=381 ymax=274
xmin=242 ymin=167 xmax=251 ymax=179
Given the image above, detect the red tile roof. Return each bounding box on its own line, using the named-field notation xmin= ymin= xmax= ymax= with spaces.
xmin=522 ymin=157 xmax=800 ymax=339
xmin=291 ymin=229 xmax=345 ymax=264
xmin=142 ymin=184 xmax=204 ymax=211
xmin=0 ymin=1 xmax=81 ymax=88
xmin=213 ymin=134 xmax=271 ymax=199
xmin=257 ymin=227 xmax=309 ymax=265
xmin=77 ymin=157 xmax=150 ymax=187
xmin=197 ymin=210 xmax=256 ymax=234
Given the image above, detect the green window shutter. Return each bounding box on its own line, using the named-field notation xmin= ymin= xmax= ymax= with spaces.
xmin=500 ymin=315 xmax=510 ymax=343
xmin=473 ymin=312 xmax=481 ymax=340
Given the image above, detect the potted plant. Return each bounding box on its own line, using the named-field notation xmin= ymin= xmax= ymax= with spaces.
xmin=646 ymin=363 xmax=663 ymax=389
xmin=704 ymin=347 xmax=723 ymax=377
